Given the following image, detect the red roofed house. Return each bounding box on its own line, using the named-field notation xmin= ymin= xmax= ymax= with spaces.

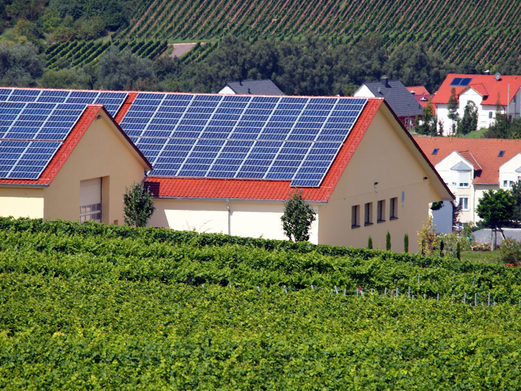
xmin=414 ymin=136 xmax=521 ymax=225
xmin=433 ymin=74 xmax=521 ymax=135
xmin=406 ymin=86 xmax=435 ymax=109
xmin=0 ymin=105 xmax=151 ymax=224
xmin=143 ymin=98 xmax=452 ymax=252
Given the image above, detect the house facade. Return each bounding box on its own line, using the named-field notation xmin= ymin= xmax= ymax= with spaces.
xmin=433 ymin=74 xmax=521 ymax=135
xmin=415 ymin=137 xmax=521 ymax=225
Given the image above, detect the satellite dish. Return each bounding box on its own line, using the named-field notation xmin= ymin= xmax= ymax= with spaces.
xmin=495 ymin=72 xmax=501 ymax=81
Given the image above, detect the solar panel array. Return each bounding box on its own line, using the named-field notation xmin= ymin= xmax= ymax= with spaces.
xmin=0 ymin=88 xmax=127 ymax=180
xmin=121 ymin=93 xmax=367 ymax=187
xmin=0 ymin=88 xmax=128 ymax=117
xmin=450 ymin=77 xmax=472 ymax=87
xmin=0 ymin=101 xmax=88 ymax=179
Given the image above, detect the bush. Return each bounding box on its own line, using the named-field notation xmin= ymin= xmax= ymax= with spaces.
xmin=499 ymin=239 xmax=521 ymax=265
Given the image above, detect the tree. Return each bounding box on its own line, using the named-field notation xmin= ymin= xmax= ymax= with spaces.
xmin=415 ymin=99 xmax=438 ymax=136
xmin=511 ymin=180 xmax=521 ymax=223
xmin=281 ymin=190 xmax=316 ymax=242
xmin=0 ymin=42 xmax=43 ymax=86
xmin=96 ymin=46 xmax=155 ymax=90
xmin=477 ymin=189 xmax=515 ymax=249
xmin=123 ymin=182 xmax=155 ymax=227
xmin=458 ymin=101 xmax=478 ymax=135
xmin=447 ymin=87 xmax=459 ymax=135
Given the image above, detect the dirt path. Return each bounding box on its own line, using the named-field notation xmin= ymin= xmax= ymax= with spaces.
xmin=170 ymin=43 xmax=198 ymax=58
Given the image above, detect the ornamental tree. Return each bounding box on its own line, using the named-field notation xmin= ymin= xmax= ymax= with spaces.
xmin=477 ymin=189 xmax=515 ymax=249
xmin=123 ymin=182 xmax=155 ymax=227
xmin=281 ymin=190 xmax=316 ymax=242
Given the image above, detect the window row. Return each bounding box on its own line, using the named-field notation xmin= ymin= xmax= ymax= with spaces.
xmin=352 ymin=197 xmax=398 ymax=228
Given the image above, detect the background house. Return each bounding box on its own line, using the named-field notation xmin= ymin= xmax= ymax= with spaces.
xmin=219 ymin=79 xmax=284 ymax=95
xmin=415 ymin=137 xmax=521 ymax=225
xmin=354 ymin=78 xmax=424 ymax=130
xmin=433 ymin=73 xmax=521 ymax=135
xmin=406 ymin=85 xmax=434 ymax=109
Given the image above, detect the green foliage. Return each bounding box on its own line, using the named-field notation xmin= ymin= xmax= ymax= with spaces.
xmin=3 ymin=217 xmax=521 ymax=388
xmin=367 ymin=236 xmax=373 ymax=249
xmin=417 ymin=216 xmax=440 ymax=256
xmin=123 ymin=182 xmax=155 ymax=227
xmin=484 ymin=113 xmax=521 ymax=139
xmin=95 ymin=46 xmax=155 ymax=90
xmin=512 ymin=180 xmax=521 ymax=223
xmin=499 ymin=239 xmax=521 ymax=266
xmin=458 ymin=101 xmax=478 ymax=135
xmin=447 ymin=87 xmax=459 ymax=133
xmin=415 ymin=100 xmax=438 ymax=136
xmin=40 ymin=67 xmax=92 ymax=89
xmin=477 ymin=189 xmax=515 ymax=229
xmin=404 ymin=233 xmax=409 ymax=253
xmin=0 ymin=41 xmax=43 ymax=86
xmin=281 ymin=190 xmax=316 ymax=242
xmin=385 ymin=232 xmax=391 ymax=251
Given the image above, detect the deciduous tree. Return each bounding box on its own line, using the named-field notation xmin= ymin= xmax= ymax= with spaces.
xmin=123 ymin=182 xmax=155 ymax=227
xmin=281 ymin=190 xmax=316 ymax=242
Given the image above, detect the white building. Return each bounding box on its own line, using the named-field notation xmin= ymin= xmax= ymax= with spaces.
xmin=433 ymin=74 xmax=521 ymax=135
xmin=415 ymin=137 xmax=521 ymax=225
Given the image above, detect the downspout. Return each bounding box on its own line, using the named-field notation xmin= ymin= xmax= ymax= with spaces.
xmin=226 ymin=198 xmax=231 ymax=235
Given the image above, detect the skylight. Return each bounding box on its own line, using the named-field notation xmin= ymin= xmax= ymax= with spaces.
xmin=432 ymin=148 xmax=439 ymax=155
xmin=498 ymin=150 xmax=505 ymax=157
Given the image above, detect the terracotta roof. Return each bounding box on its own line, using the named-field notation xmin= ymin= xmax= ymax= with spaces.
xmin=432 ymin=74 xmax=521 ymax=106
xmin=414 ymin=136 xmax=521 ymax=184
xmin=0 ymin=105 xmax=151 ymax=186
xmin=406 ymin=86 xmax=430 ymax=95
xmin=145 ymin=99 xmax=383 ymax=202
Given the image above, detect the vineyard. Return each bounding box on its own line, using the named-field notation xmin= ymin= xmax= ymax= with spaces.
xmin=2 ymin=217 xmax=521 ymax=388
xmin=45 ymin=40 xmax=168 ymax=70
xmin=115 ymin=0 xmax=521 ymax=69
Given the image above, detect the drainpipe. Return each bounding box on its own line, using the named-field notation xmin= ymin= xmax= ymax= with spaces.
xmin=226 ymin=199 xmax=231 ymax=235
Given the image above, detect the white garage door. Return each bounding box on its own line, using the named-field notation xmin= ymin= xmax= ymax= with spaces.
xmin=80 ymin=178 xmax=101 ymax=223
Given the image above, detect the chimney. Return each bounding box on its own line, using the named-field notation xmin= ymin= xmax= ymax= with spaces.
xmin=381 ymin=76 xmax=390 ymax=88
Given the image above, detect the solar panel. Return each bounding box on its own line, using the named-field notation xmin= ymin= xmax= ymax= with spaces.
xmin=450 ymin=77 xmax=472 ymax=87
xmin=0 ymin=88 xmax=128 ymax=117
xmin=0 ymin=139 xmax=62 ymax=179
xmin=121 ymin=93 xmax=367 ymax=187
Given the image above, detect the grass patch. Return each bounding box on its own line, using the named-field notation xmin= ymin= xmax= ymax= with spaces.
xmin=461 ymin=250 xmax=501 ymax=264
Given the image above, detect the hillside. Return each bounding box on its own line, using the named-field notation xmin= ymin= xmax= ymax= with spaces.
xmin=2 ymin=218 xmax=521 ymax=388
xmin=119 ymin=0 xmax=521 ymax=69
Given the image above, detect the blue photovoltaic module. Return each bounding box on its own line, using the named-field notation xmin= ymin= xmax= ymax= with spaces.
xmin=120 ymin=93 xmax=367 ymax=187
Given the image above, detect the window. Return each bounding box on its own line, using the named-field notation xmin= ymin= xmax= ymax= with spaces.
xmin=390 ymin=197 xmax=398 ymax=220
xmin=432 ymin=148 xmax=439 ymax=155
xmin=377 ymin=200 xmax=386 ymax=222
xmin=489 ymin=112 xmax=493 ymax=119
xmin=498 ymin=150 xmax=505 ymax=157
xmin=364 ymin=202 xmax=373 ymax=226
xmin=457 ymin=197 xmax=469 ymax=211
xmin=351 ymin=205 xmax=360 ymax=228
xmin=80 ymin=178 xmax=102 ymax=223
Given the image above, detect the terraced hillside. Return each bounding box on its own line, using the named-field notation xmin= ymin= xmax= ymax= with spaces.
xmin=117 ymin=0 xmax=520 ymax=68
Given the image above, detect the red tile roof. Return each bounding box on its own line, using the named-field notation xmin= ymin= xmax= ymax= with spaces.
xmin=432 ymin=74 xmax=521 ymax=106
xmin=414 ymin=136 xmax=521 ymax=184
xmin=406 ymin=86 xmax=430 ymax=95
xmin=0 ymin=105 xmax=151 ymax=186
xmin=145 ymin=99 xmax=383 ymax=202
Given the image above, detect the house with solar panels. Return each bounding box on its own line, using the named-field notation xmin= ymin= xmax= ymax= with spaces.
xmin=0 ymin=89 xmax=151 ymax=224
xmin=433 ymin=74 xmax=521 ymax=135
xmin=0 ymin=87 xmax=452 ymax=252
xmin=415 ymin=137 xmax=521 ymax=226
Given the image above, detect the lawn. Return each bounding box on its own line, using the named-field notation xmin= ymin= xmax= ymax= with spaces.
xmin=461 ymin=250 xmax=501 ymax=264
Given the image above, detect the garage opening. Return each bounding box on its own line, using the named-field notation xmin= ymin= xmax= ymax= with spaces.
xmin=80 ymin=178 xmax=102 ymax=223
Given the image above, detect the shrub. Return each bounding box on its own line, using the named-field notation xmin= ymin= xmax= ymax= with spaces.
xmin=499 ymin=238 xmax=521 ymax=266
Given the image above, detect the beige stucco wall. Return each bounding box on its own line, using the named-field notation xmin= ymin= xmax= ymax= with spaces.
xmin=40 ymin=111 xmax=148 ymax=224
xmin=149 ymin=198 xmax=319 ymax=243
xmin=317 ymin=106 xmax=450 ymax=253
xmin=0 ymin=188 xmax=44 ymax=218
